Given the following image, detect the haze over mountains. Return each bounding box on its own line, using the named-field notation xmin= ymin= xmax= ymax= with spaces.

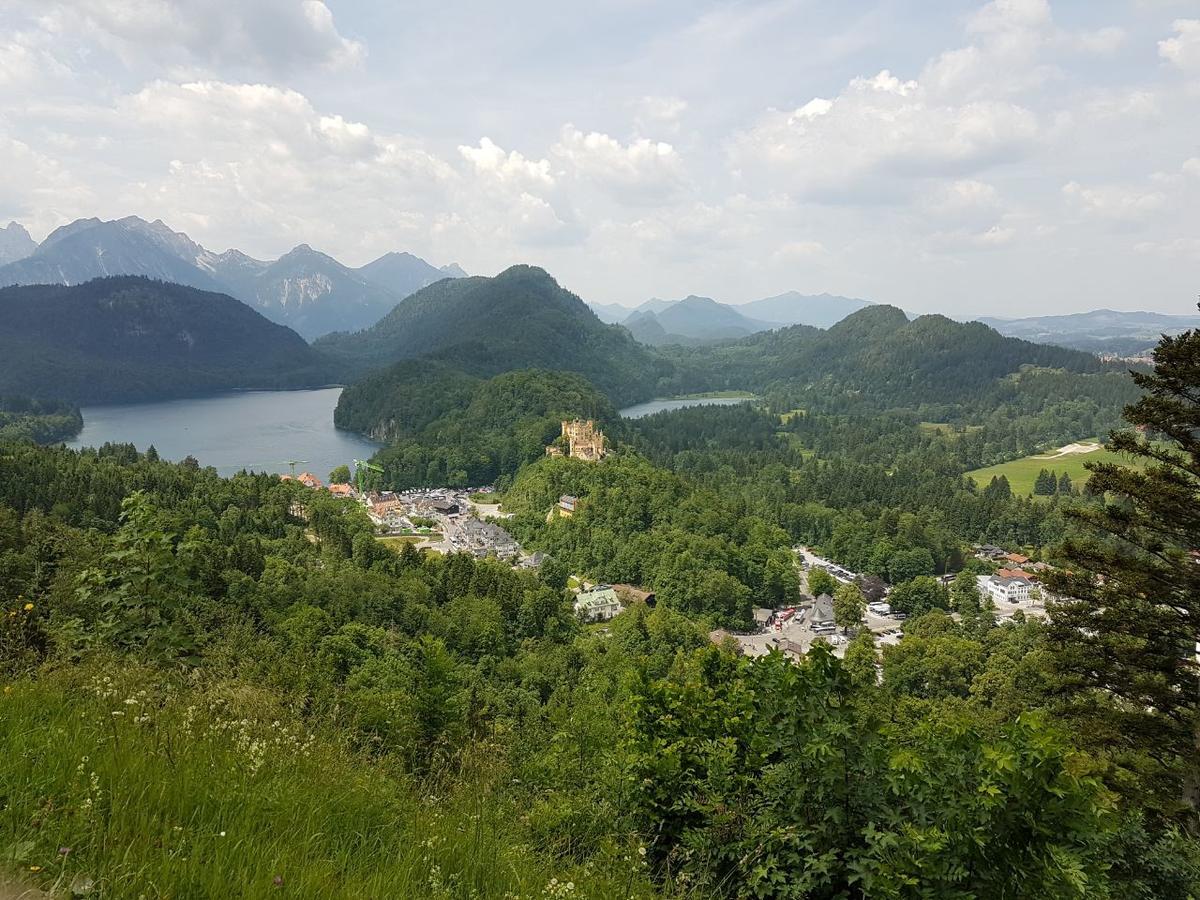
xmin=591 ymin=291 xmax=873 ymax=345
xmin=979 ymin=309 xmax=1200 ymax=357
xmin=0 ymin=217 xmax=466 ymax=339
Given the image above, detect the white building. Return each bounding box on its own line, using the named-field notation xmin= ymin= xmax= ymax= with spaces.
xmin=573 ymin=586 xmax=623 ymax=622
xmin=985 ymin=575 xmax=1032 ymax=604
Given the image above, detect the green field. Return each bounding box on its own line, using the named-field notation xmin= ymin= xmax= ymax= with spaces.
xmin=966 ymin=441 xmax=1140 ymax=496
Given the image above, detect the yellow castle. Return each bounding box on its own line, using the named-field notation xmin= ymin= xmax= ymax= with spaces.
xmin=547 ymin=419 xmax=606 ymax=461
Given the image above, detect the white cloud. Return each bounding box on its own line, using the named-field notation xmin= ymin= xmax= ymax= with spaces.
xmin=1183 ymin=157 xmax=1200 ymax=178
xmin=1073 ymin=26 xmax=1125 ymax=55
xmin=1062 ymin=181 xmax=1167 ymax=221
xmin=458 ymin=137 xmax=555 ymax=190
xmin=730 ymin=70 xmax=1038 ymax=200
xmin=1159 ymin=19 xmax=1200 ymax=73
xmin=49 ymin=0 xmax=364 ymax=74
xmin=633 ymin=95 xmax=687 ymax=126
xmin=552 ymin=126 xmax=686 ymax=205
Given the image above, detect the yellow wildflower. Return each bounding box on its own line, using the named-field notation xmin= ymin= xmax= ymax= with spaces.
xmin=23 ymin=602 xmax=34 ymax=611
xmin=29 ymin=865 xmax=42 ymax=873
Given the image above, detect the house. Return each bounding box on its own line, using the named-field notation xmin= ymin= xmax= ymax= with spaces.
xmin=708 ymin=629 xmax=744 ymax=654
xmin=986 ymin=574 xmax=1032 ymax=604
xmin=613 ymin=584 xmax=657 ymax=607
xmin=973 ymin=544 xmax=1009 ymax=561
xmin=429 ymin=498 xmax=459 ymax=516
xmin=1005 ymin=552 xmax=1030 ymax=565
xmin=328 ymin=483 xmax=355 ymax=499
xmin=519 ymin=551 xmax=548 ymax=569
xmin=459 ymin=516 xmax=520 ymax=558
xmin=574 ymin=586 xmax=622 ymax=622
xmin=810 ymin=593 xmax=835 ymax=629
xmin=996 ymin=566 xmax=1034 ymax=581
xmin=557 ymin=495 xmax=578 ymax=517
xmin=777 ymin=638 xmax=807 ymax=660
xmin=297 ymin=472 xmax=323 ymax=490
xmin=752 ymin=607 xmax=775 ymax=630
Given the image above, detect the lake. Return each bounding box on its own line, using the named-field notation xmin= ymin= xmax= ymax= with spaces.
xmin=67 ymin=388 xmax=381 ymax=478
xmin=619 ymin=396 xmax=754 ymax=419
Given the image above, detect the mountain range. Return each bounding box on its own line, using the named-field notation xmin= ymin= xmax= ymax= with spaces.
xmin=589 ymin=291 xmax=873 ymax=345
xmin=0 ymin=216 xmax=466 ymax=339
xmin=0 ymin=276 xmax=330 ymax=404
xmin=978 ymin=309 xmax=1200 ymax=357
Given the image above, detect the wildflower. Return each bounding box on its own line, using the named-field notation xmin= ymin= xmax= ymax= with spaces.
xmin=58 ymin=847 xmax=71 ymax=856
xmin=219 ymin=831 xmax=226 ymax=837
xmin=273 ymin=875 xmax=284 ymax=887
xmin=29 ymin=865 xmax=42 ymax=873
xmin=638 ymin=846 xmax=647 ymax=857
xmin=23 ymin=602 xmax=33 ymax=611
xmin=124 ymin=698 xmax=138 ymax=705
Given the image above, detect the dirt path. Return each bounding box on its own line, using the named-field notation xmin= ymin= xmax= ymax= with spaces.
xmin=1032 ymin=441 xmax=1102 ymax=459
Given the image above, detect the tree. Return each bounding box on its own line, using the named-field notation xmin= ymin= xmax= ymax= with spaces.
xmin=983 ymin=474 xmax=1012 ymax=501
xmin=888 ymin=547 xmax=935 ymax=584
xmin=856 ymin=574 xmax=887 ymax=604
xmin=889 ymin=576 xmax=949 ymax=617
xmin=806 ymin=566 xmax=837 ymax=598
xmin=329 ymin=464 xmax=351 ymax=485
xmin=1047 ymin=312 xmax=1200 ymax=814
xmin=1033 ymin=468 xmax=1056 ymax=495
xmin=833 ymin=582 xmax=866 ymax=633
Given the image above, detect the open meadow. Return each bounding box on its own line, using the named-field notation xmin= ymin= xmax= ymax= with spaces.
xmin=966 ymin=440 xmax=1141 ymax=496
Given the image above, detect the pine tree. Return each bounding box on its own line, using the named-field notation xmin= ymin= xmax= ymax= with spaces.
xmin=1058 ymin=471 xmax=1073 ymax=495
xmin=1047 ymin=306 xmax=1200 ymax=816
xmin=1033 ymin=468 xmax=1055 ymax=495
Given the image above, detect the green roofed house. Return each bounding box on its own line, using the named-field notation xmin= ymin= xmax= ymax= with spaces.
xmin=573 ymin=585 xmax=623 ymax=622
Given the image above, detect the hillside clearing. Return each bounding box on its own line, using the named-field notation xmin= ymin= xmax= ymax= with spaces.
xmin=966 ymin=440 xmax=1141 ymax=496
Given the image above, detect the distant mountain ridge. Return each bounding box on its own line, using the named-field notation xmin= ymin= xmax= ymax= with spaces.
xmin=0 ymin=276 xmax=330 ymax=404
xmin=625 ymin=295 xmax=779 ymax=346
xmin=589 ymin=291 xmax=873 ymax=346
xmin=0 ymin=216 xmax=466 ymax=339
xmin=978 ymin=308 xmax=1200 ymax=356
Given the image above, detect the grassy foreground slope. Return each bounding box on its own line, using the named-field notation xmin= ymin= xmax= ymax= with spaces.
xmin=0 ymin=663 xmax=657 ymax=900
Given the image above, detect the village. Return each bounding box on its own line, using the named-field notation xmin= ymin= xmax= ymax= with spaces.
xmin=284 ymin=417 xmax=1055 ymax=666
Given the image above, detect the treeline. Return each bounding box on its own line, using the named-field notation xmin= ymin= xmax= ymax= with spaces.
xmin=0 ymin=394 xmax=82 ymax=443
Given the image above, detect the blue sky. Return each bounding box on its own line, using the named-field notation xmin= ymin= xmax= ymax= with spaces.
xmin=1 ymin=0 xmax=1197 ymax=315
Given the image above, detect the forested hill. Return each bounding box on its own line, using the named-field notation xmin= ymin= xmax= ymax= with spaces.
xmin=316 ymin=265 xmax=666 ymax=405
xmin=336 ymin=366 xmax=619 ymax=488
xmin=0 ymin=277 xmax=331 ymax=404
xmin=663 ymin=304 xmax=1116 ymax=408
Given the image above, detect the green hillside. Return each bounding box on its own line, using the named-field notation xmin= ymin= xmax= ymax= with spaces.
xmin=0 ymin=277 xmax=330 ymax=404
xmin=317 ymin=265 xmax=666 ymax=405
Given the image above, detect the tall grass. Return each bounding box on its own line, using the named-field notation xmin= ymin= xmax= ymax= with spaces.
xmin=0 ymin=663 xmax=659 ymax=898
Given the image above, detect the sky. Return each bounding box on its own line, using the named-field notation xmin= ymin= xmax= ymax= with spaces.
xmin=0 ymin=0 xmax=1198 ymax=316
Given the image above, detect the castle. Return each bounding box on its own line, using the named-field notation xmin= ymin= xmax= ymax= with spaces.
xmin=546 ymin=419 xmax=607 ymax=461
